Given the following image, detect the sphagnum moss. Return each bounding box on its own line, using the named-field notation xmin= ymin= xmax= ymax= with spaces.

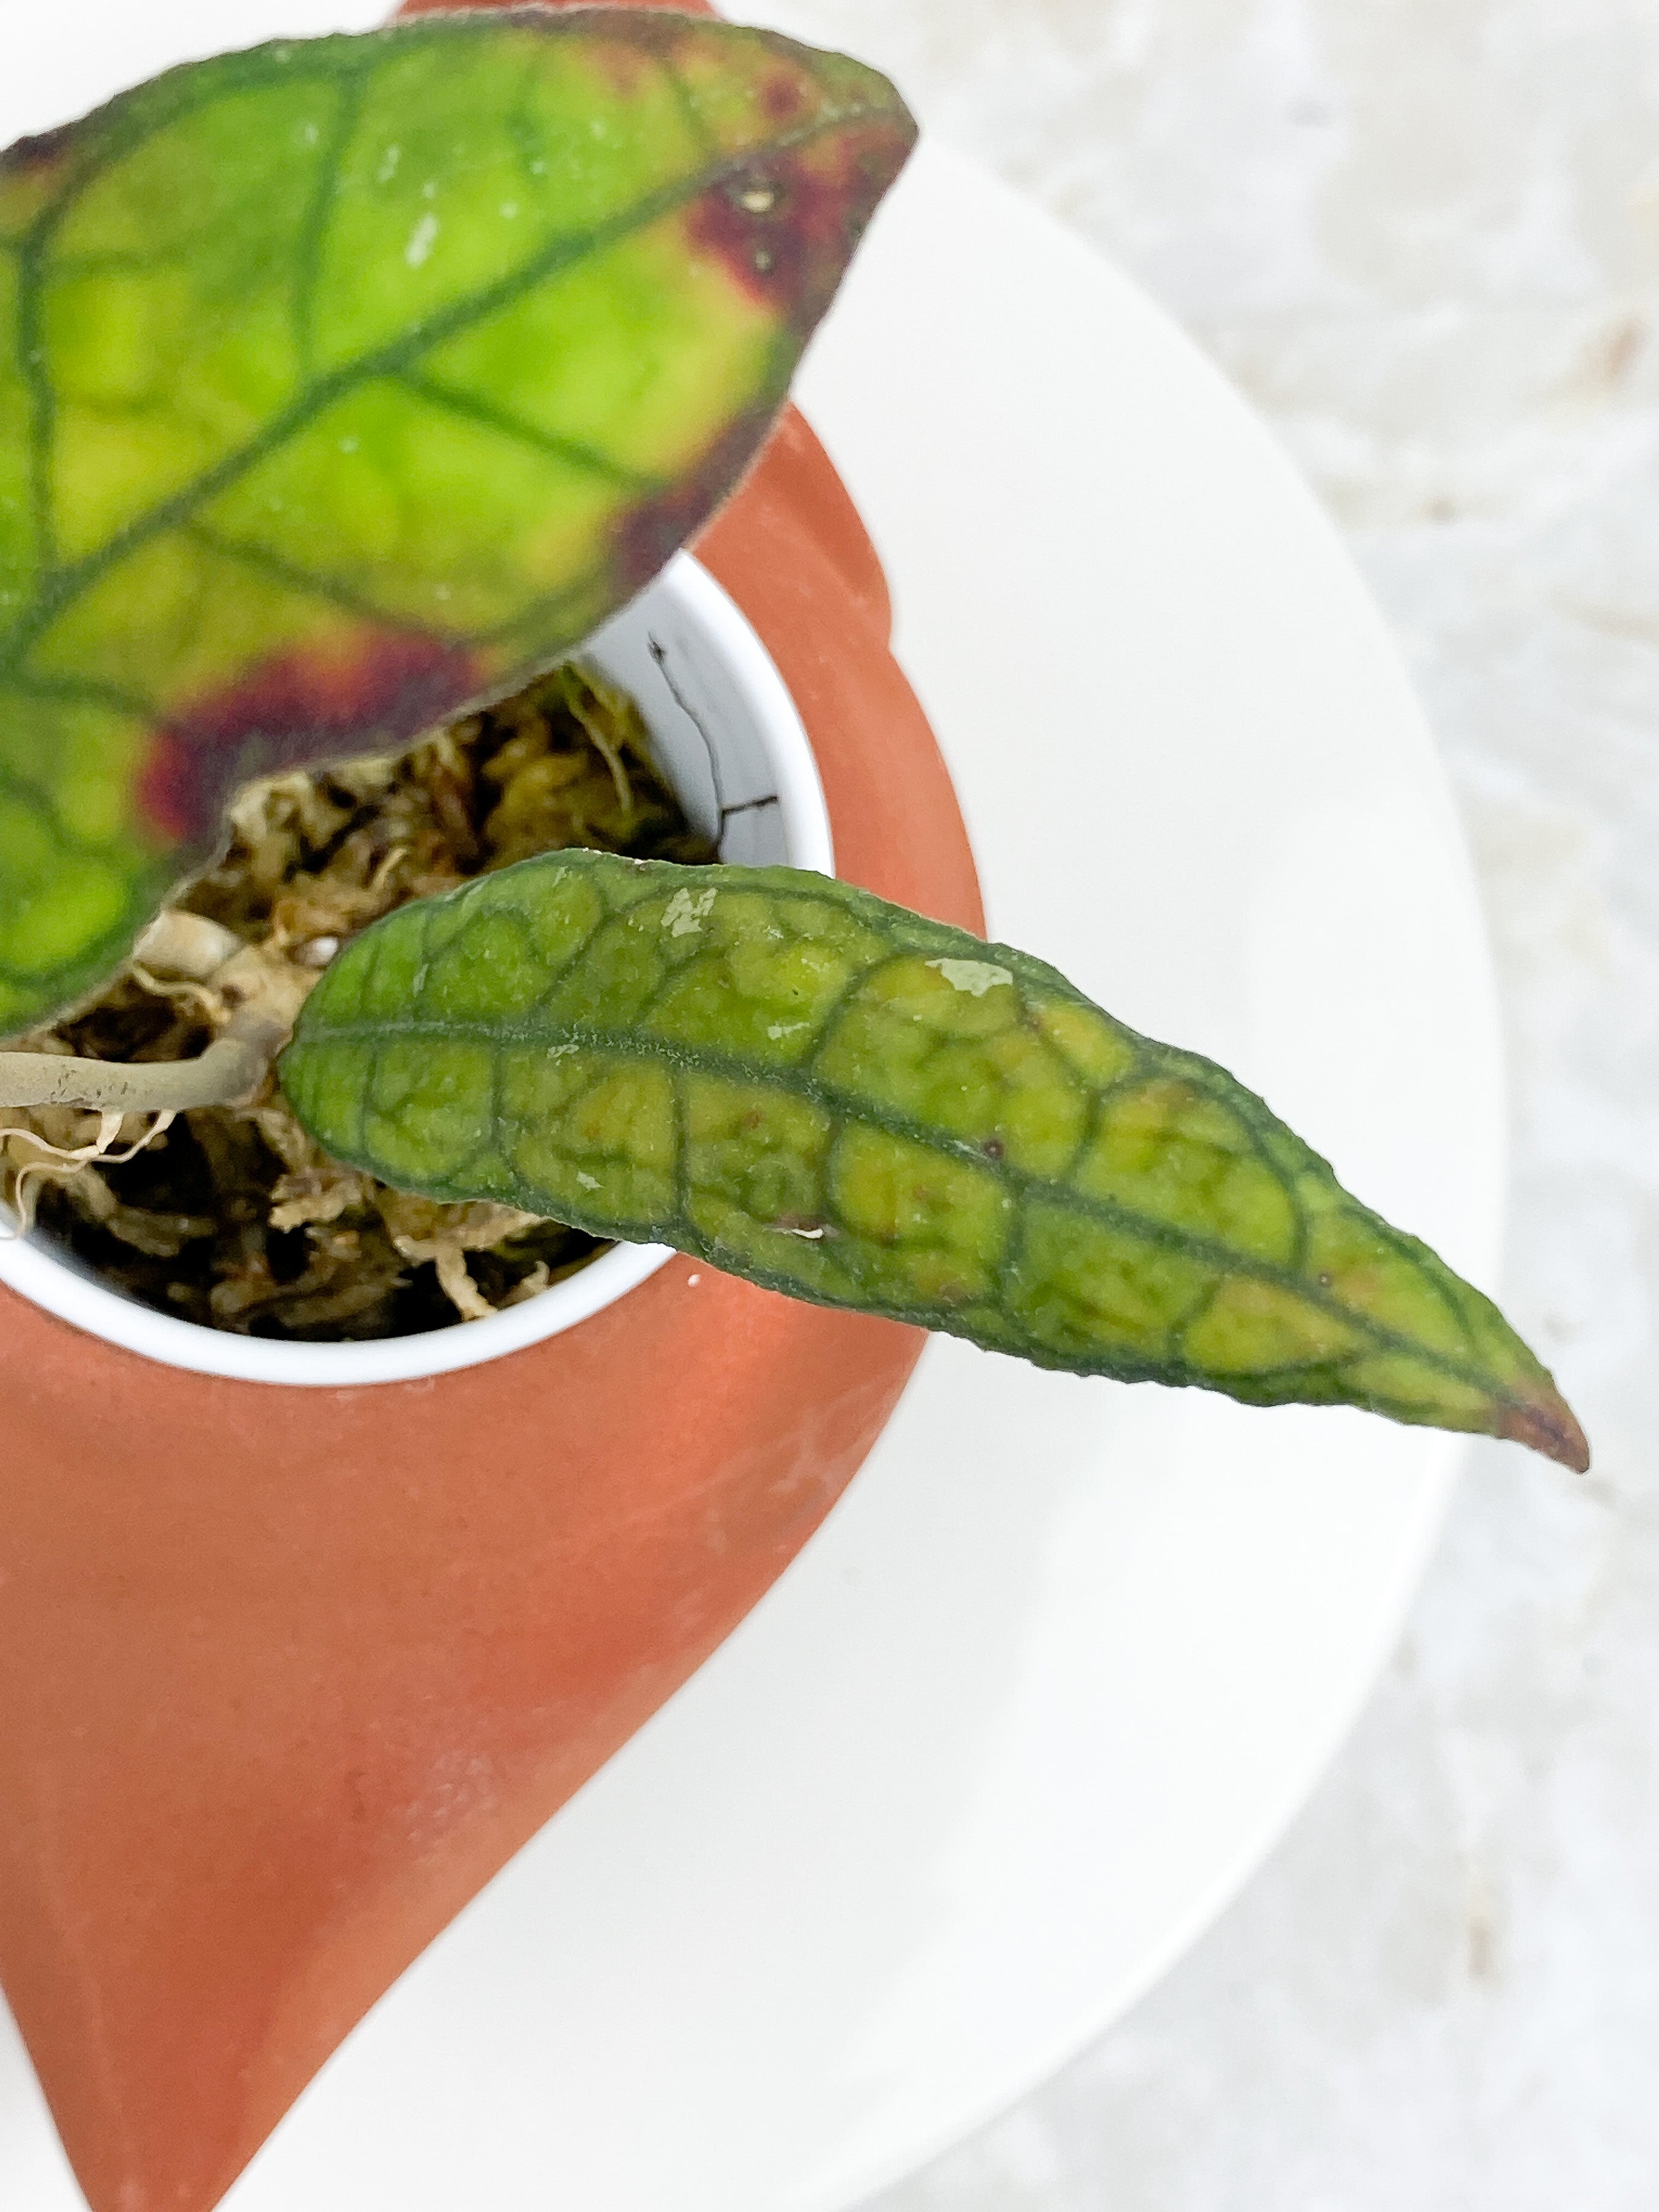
xmin=7 ymin=665 xmax=714 ymax=1338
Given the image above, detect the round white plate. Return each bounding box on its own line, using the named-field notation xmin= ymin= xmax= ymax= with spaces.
xmin=0 ymin=14 xmax=1504 ymax=2211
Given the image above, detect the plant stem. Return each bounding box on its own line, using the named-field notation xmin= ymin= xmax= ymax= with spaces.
xmin=0 ymin=1010 xmax=285 ymax=1114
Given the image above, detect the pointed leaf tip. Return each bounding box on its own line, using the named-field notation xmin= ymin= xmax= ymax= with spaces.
xmin=282 ymin=850 xmax=1583 ymax=1463
xmin=1501 ymin=1385 xmax=1591 ymax=1473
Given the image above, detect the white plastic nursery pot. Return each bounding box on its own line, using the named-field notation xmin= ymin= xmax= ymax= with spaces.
xmin=0 ymin=407 xmax=986 ymax=2212
xmin=0 ymin=550 xmax=836 ymax=1387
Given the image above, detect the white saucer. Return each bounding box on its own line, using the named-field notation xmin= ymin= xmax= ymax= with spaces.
xmin=0 ymin=18 xmax=1504 ymax=2211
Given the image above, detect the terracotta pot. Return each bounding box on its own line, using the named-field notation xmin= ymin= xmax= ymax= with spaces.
xmin=0 ymin=550 xmax=840 ymax=1382
xmin=0 ymin=18 xmax=980 ymax=2202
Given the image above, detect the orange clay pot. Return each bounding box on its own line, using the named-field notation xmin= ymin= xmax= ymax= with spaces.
xmin=0 ymin=187 xmax=983 ymax=2212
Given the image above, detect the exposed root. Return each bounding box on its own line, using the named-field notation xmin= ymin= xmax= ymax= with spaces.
xmin=502 ymin=1261 xmax=552 ymax=1307
xmin=384 ymin=1197 xmax=549 ymax=1321
xmin=16 ymin=659 xmax=711 ymax=1337
xmin=127 ymin=963 xmax=224 ymax=1020
xmin=132 ymin=909 xmax=243 ymax=982
xmin=2 ymin=1112 xmax=175 ymax=1238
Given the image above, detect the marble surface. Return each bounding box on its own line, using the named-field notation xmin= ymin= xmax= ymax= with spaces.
xmin=742 ymin=2 xmax=1657 ymax=2205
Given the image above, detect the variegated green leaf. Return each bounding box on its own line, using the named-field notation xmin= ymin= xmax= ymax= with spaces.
xmin=281 ymin=850 xmax=1589 ymax=1469
xmin=0 ymin=10 xmax=914 ymax=1034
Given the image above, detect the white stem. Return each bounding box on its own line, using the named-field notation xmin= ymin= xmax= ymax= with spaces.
xmin=0 ymin=1010 xmax=285 ymax=1114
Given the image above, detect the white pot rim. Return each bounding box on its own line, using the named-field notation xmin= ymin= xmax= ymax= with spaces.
xmin=0 ymin=1226 xmax=679 ymax=1386
xmin=0 ymin=553 xmax=833 ymax=1387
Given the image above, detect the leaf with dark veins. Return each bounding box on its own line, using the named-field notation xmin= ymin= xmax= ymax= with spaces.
xmin=0 ymin=9 xmax=915 ymax=1033
xmin=282 ymin=849 xmax=1591 ymax=1470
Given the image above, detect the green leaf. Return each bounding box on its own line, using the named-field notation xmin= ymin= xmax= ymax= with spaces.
xmin=281 ymin=850 xmax=1589 ymax=1470
xmin=0 ymin=11 xmax=914 ymax=1035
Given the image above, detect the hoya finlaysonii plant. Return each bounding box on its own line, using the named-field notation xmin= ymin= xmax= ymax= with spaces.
xmin=0 ymin=12 xmax=1587 ymax=1471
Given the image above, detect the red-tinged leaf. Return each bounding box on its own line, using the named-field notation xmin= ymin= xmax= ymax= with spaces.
xmin=0 ymin=10 xmax=914 ymax=1034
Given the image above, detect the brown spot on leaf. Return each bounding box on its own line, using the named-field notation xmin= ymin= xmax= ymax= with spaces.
xmin=134 ymin=731 xmax=206 ymax=845
xmin=612 ymin=405 xmax=777 ymax=596
xmin=1498 ymin=1384 xmax=1591 ymax=1473
xmin=683 ymin=114 xmax=916 ymax=331
xmin=138 ymin=631 xmax=483 ymax=845
xmin=0 ymin=122 xmax=74 ymax=180
xmin=759 ymin=68 xmax=810 ymax=125
xmin=583 ymin=31 xmax=662 ymax=99
xmin=0 ymin=122 xmax=74 ymax=237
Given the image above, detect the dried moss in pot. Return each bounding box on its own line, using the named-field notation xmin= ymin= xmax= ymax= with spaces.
xmin=2 ymin=665 xmax=714 ymax=1341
